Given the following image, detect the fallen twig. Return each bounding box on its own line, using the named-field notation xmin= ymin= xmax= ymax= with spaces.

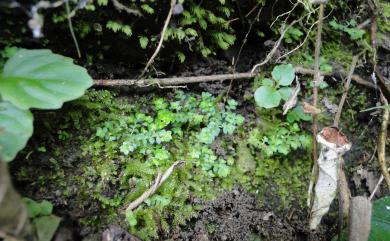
xmin=377 ymin=92 xmax=390 ymax=189
xmin=94 ymin=67 xmax=376 ymax=89
xmin=125 ymin=161 xmax=185 ymax=212
xmin=140 ymin=0 xmax=176 ymax=78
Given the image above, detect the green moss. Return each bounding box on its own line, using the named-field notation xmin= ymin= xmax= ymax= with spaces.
xmin=15 ymin=88 xmax=314 ymax=239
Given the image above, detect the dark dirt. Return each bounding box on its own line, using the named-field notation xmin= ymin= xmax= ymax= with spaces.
xmin=169 ymin=187 xmax=328 ymax=241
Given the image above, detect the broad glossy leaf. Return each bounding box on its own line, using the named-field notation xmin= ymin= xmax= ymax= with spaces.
xmin=272 ymin=64 xmax=295 ymax=86
xmin=254 ymin=86 xmax=281 ymax=108
xmin=0 ymin=49 xmax=93 ymax=110
xmin=333 ymin=196 xmax=390 ymax=241
xmin=0 ymin=102 xmax=33 ymax=162
xmin=369 ymin=196 xmax=390 ymax=240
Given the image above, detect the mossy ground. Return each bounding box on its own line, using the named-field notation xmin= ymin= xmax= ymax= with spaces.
xmin=12 ymin=89 xmax=313 ymax=240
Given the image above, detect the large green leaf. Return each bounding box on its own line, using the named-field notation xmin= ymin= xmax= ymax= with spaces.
xmin=0 ymin=49 xmax=93 ymax=110
xmin=0 ymin=102 xmax=33 ymax=162
xmin=254 ymin=86 xmax=281 ymax=108
xmin=272 ymin=64 xmax=295 ymax=86
xmin=369 ymin=196 xmax=390 ymax=240
xmin=333 ymin=196 xmax=390 ymax=241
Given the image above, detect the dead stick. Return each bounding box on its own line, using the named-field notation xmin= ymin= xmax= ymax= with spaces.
xmin=125 ymin=161 xmax=185 ymax=212
xmin=140 ymin=0 xmax=176 ymax=77
xmin=378 ymin=92 xmax=390 ymax=189
xmin=333 ymin=56 xmax=359 ymax=127
xmin=94 ymin=67 xmax=376 ymax=89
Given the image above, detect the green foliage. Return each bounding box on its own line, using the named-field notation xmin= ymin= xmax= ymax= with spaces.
xmin=23 ymin=198 xmax=53 ymax=218
xmin=370 ymin=196 xmax=390 ymax=240
xmin=330 ymin=18 xmax=365 ymax=41
xmin=27 ymin=90 xmax=244 ymax=240
xmin=287 ymin=105 xmax=312 ymax=123
xmin=284 ymin=26 xmax=304 ymax=44
xmin=0 ymin=49 xmax=92 ymax=110
xmin=254 ymin=64 xmax=296 ymax=109
xmin=23 ymin=198 xmax=61 ymax=241
xmin=0 ymin=49 xmax=92 ymax=162
xmin=248 ymin=122 xmax=311 ymax=157
xmin=334 ymin=196 xmax=390 ymax=241
xmin=0 ymin=102 xmax=33 ymax=161
xmin=106 ymin=21 xmax=132 ymax=37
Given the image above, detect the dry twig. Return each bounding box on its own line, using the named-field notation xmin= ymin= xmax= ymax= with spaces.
xmin=125 ymin=161 xmax=185 ymax=212
xmin=140 ymin=0 xmax=176 ymax=78
xmin=94 ymin=67 xmax=375 ymax=89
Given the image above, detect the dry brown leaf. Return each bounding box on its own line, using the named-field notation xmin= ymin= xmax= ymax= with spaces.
xmin=303 ymin=102 xmax=321 ymax=115
xmin=283 ymin=78 xmax=300 ymax=115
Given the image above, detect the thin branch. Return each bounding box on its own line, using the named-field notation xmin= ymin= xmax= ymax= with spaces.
xmin=140 ymin=0 xmax=176 ymax=78
xmin=378 ymin=92 xmax=390 ymax=189
xmin=125 ymin=161 xmax=185 ymax=212
xmin=333 ymin=55 xmax=359 ymax=127
xmin=94 ymin=67 xmax=376 ymax=89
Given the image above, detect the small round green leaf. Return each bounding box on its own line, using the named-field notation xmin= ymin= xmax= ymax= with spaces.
xmin=272 ymin=64 xmax=295 ymax=86
xmin=262 ymin=78 xmax=274 ymax=87
xmin=278 ymin=87 xmax=294 ymax=101
xmin=0 ymin=102 xmax=33 ymax=162
xmin=254 ymin=86 xmax=281 ymax=108
xmin=0 ymin=49 xmax=93 ymax=110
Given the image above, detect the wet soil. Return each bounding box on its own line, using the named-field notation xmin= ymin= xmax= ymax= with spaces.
xmin=169 ymin=187 xmax=329 ymax=241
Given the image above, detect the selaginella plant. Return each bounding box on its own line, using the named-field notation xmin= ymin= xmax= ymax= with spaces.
xmin=0 ymin=48 xmax=92 ymax=240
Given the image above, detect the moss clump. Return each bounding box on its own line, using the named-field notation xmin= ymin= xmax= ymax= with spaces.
xmin=14 ymin=89 xmax=314 ymax=240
